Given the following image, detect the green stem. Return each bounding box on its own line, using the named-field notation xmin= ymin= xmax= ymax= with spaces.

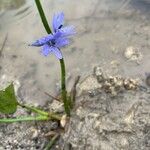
xmin=18 ymin=103 xmax=61 ymax=120
xmin=60 ymin=59 xmax=70 ymax=116
xmin=48 ymin=112 xmax=62 ymax=120
xmin=0 ymin=115 xmax=48 ymax=123
xmin=34 ymin=0 xmax=70 ymax=116
xmin=18 ymin=103 xmax=49 ymax=116
xmin=34 ymin=0 xmax=52 ymax=34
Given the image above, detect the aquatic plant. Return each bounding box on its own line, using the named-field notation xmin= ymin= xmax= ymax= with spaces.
xmin=31 ymin=10 xmax=75 ymax=115
xmin=0 ymin=0 xmax=76 ymax=123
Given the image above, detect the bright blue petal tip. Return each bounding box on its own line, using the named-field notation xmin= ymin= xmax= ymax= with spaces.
xmin=53 ymin=12 xmax=64 ymax=32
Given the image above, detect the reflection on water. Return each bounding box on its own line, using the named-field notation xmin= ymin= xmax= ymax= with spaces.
xmin=0 ymin=0 xmax=26 ymax=11
xmin=0 ymin=0 xmax=33 ymax=29
xmin=131 ymin=0 xmax=150 ymax=15
xmin=0 ymin=0 xmax=150 ymax=105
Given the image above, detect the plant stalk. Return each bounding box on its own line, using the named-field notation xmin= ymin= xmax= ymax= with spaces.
xmin=18 ymin=103 xmax=49 ymax=116
xmin=34 ymin=0 xmax=70 ymax=116
xmin=0 ymin=115 xmax=48 ymax=123
xmin=60 ymin=59 xmax=70 ymax=116
xmin=18 ymin=103 xmax=61 ymax=120
xmin=35 ymin=0 xmax=52 ymax=34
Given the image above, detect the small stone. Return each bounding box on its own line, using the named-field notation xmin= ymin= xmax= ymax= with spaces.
xmin=49 ymin=101 xmax=64 ymax=113
xmin=124 ymin=46 xmax=142 ymax=62
xmin=103 ymin=81 xmax=112 ymax=93
xmin=93 ymin=66 xmax=105 ymax=82
xmin=31 ymin=128 xmax=39 ymax=139
xmin=124 ymin=46 xmax=134 ymax=59
xmin=123 ymin=79 xmax=138 ymax=90
xmin=78 ymin=75 xmax=102 ymax=95
xmin=51 ymin=122 xmax=59 ymax=130
xmin=60 ymin=114 xmax=67 ymax=128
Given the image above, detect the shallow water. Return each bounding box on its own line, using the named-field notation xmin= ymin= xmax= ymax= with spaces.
xmin=0 ymin=0 xmax=150 ymax=105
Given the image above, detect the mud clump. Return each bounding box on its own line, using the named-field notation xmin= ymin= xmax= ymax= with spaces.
xmin=124 ymin=46 xmax=143 ymax=63
xmin=64 ymin=67 xmax=150 ymax=150
xmin=79 ymin=66 xmax=139 ymax=96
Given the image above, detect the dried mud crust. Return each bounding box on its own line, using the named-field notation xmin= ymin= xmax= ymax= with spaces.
xmin=64 ymin=67 xmax=150 ymax=150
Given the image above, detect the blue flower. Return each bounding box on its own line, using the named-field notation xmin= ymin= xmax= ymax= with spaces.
xmin=31 ymin=12 xmax=75 ymax=59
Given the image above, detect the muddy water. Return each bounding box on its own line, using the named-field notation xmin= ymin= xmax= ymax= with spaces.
xmin=0 ymin=0 xmax=149 ymax=105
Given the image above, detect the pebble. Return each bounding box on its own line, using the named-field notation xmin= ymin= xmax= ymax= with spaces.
xmin=93 ymin=66 xmax=105 ymax=82
xmin=124 ymin=46 xmax=143 ymax=62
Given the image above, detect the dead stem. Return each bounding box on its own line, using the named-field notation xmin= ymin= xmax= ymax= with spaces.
xmin=45 ymin=134 xmax=59 ymax=150
xmin=44 ymin=92 xmax=61 ymax=101
xmin=0 ymin=33 xmax=8 ymax=57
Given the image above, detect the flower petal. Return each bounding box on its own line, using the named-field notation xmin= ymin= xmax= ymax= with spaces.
xmin=51 ymin=47 xmax=63 ymax=59
xmin=52 ymin=31 xmax=62 ymax=40
xmin=31 ymin=34 xmax=53 ymax=47
xmin=52 ymin=12 xmax=64 ymax=32
xmin=55 ymin=38 xmax=69 ymax=48
xmin=41 ymin=44 xmax=52 ymax=56
xmin=59 ymin=25 xmax=75 ymax=37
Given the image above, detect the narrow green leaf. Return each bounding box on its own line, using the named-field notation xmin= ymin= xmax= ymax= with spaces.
xmin=0 ymin=115 xmax=49 ymax=123
xmin=0 ymin=83 xmax=18 ymax=114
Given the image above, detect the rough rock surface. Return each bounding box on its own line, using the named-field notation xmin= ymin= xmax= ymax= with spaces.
xmin=0 ymin=105 xmax=61 ymax=150
xmin=0 ymin=68 xmax=149 ymax=150
xmin=64 ymin=68 xmax=150 ymax=150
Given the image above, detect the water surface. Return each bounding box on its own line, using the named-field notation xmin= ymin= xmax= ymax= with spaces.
xmin=0 ymin=0 xmax=149 ymax=105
